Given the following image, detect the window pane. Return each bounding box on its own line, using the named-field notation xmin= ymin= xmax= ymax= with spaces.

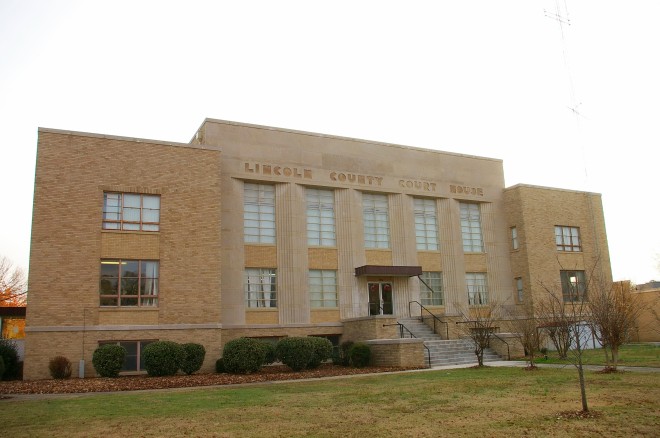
xmin=123 ymin=194 xmax=140 ymax=208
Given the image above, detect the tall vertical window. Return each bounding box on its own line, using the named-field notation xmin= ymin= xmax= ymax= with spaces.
xmin=306 ymin=189 xmax=336 ymax=246
xmin=309 ymin=270 xmax=338 ymax=308
xmin=560 ymin=270 xmax=587 ymax=302
xmin=460 ymin=203 xmax=483 ymax=252
xmin=515 ymin=277 xmax=523 ymax=302
xmin=420 ymin=271 xmax=443 ymax=306
xmin=99 ymin=260 xmax=159 ymax=307
xmin=466 ymin=272 xmax=488 ymax=305
xmin=511 ymin=227 xmax=519 ymax=250
xmin=244 ymin=183 xmax=275 ymax=244
xmin=555 ymin=226 xmax=581 ymax=252
xmin=245 ymin=268 xmax=277 ymax=308
xmin=414 ymin=198 xmax=439 ymax=251
xmin=103 ymin=192 xmax=160 ymax=231
xmin=363 ymin=193 xmax=390 ymax=248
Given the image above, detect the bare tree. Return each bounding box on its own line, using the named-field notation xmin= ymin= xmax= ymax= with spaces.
xmin=537 ymin=274 xmax=592 ymax=412
xmin=455 ymin=301 xmax=502 ymax=367
xmin=505 ymin=306 xmax=546 ymax=369
xmin=589 ymin=279 xmax=643 ymax=371
xmin=0 ymin=256 xmax=27 ymax=306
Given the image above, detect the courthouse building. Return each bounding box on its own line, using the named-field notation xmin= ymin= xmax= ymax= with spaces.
xmin=24 ymin=119 xmax=611 ymax=379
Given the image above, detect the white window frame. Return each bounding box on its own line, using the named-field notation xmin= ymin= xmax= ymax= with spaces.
xmin=466 ymin=272 xmax=488 ymax=305
xmin=414 ymin=198 xmax=439 ymax=251
xmin=244 ymin=183 xmax=276 ymax=244
xmin=515 ymin=277 xmax=523 ymax=302
xmin=460 ymin=203 xmax=483 ymax=253
xmin=363 ymin=193 xmax=390 ymax=249
xmin=306 ymin=188 xmax=336 ymax=247
xmin=511 ymin=226 xmax=519 ymax=250
xmin=309 ymin=269 xmax=338 ymax=308
xmin=420 ymin=271 xmax=443 ymax=306
xmin=245 ymin=268 xmax=277 ymax=308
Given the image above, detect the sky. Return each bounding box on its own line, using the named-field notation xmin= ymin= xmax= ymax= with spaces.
xmin=1 ymin=0 xmax=659 ymax=284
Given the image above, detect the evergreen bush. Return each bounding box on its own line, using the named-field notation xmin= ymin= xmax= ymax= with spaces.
xmin=48 ymin=355 xmax=72 ymax=379
xmin=260 ymin=341 xmax=277 ymax=365
xmin=0 ymin=340 xmax=19 ymax=380
xmin=306 ymin=337 xmax=333 ymax=369
xmin=275 ymin=337 xmax=313 ymax=371
xmin=92 ymin=344 xmax=126 ymax=378
xmin=143 ymin=341 xmax=185 ymax=376
xmin=215 ymin=357 xmax=225 ymax=373
xmin=222 ymin=338 xmax=266 ymax=374
xmin=181 ymin=343 xmax=206 ymax=375
xmin=0 ymin=356 xmax=5 ymax=380
xmin=331 ymin=341 xmax=353 ymax=366
xmin=348 ymin=342 xmax=371 ymax=368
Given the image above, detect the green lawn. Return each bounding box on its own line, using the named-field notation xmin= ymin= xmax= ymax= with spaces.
xmin=2 ymin=366 xmax=659 ymax=437
xmin=535 ymin=343 xmax=660 ymax=367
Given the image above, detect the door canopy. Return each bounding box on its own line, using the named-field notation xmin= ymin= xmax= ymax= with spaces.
xmin=354 ymin=265 xmax=422 ymax=277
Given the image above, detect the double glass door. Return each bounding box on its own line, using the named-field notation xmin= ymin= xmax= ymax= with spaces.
xmin=368 ymin=282 xmax=393 ymax=315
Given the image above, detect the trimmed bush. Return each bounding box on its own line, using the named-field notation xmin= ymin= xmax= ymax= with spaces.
xmin=0 ymin=340 xmax=19 ymax=380
xmin=92 ymin=344 xmax=126 ymax=378
xmin=0 ymin=356 xmax=5 ymax=380
xmin=348 ymin=342 xmax=371 ymax=368
xmin=215 ymin=357 xmax=225 ymax=373
xmin=332 ymin=341 xmax=354 ymax=366
xmin=306 ymin=337 xmax=333 ymax=369
xmin=276 ymin=337 xmax=314 ymax=371
xmin=143 ymin=341 xmax=185 ymax=377
xmin=260 ymin=341 xmax=277 ymax=365
xmin=181 ymin=343 xmax=206 ymax=375
xmin=49 ymin=356 xmax=72 ymax=379
xmin=222 ymin=338 xmax=266 ymax=374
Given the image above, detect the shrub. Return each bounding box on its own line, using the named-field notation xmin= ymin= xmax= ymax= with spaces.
xmin=222 ymin=338 xmax=266 ymax=374
xmin=49 ymin=356 xmax=72 ymax=379
xmin=260 ymin=341 xmax=277 ymax=365
xmin=143 ymin=341 xmax=185 ymax=377
xmin=348 ymin=343 xmax=371 ymax=368
xmin=0 ymin=340 xmax=19 ymax=380
xmin=306 ymin=337 xmax=333 ymax=369
xmin=0 ymin=356 xmax=5 ymax=380
xmin=215 ymin=357 xmax=225 ymax=373
xmin=332 ymin=341 xmax=354 ymax=366
xmin=181 ymin=343 xmax=206 ymax=375
xmin=276 ymin=337 xmax=314 ymax=371
xmin=92 ymin=344 xmax=126 ymax=378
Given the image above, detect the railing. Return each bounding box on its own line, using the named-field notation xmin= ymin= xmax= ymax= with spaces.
xmin=491 ymin=332 xmax=511 ymax=360
xmin=455 ymin=321 xmax=511 ymax=361
xmin=408 ymin=300 xmax=449 ymax=339
xmin=383 ymin=323 xmax=432 ymax=368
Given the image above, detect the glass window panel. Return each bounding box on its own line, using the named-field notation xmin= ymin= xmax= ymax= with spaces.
xmin=142 ymin=210 xmax=159 ymax=223
xmin=142 ymin=196 xmax=160 ymax=209
xmin=120 ymin=342 xmax=138 ymax=371
xmin=141 ymin=224 xmax=159 ymax=232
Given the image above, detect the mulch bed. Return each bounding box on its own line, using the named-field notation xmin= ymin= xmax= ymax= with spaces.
xmin=0 ymin=364 xmax=419 ymax=395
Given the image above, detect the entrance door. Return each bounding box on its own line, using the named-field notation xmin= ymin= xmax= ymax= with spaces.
xmin=368 ymin=282 xmax=394 ymax=315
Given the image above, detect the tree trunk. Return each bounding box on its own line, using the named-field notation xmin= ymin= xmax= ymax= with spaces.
xmin=575 ymin=335 xmax=589 ymax=412
xmin=611 ymin=345 xmax=619 ymax=370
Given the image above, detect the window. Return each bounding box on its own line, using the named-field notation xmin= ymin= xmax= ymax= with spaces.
xmin=460 ymin=203 xmax=483 ymax=252
xmin=245 ymin=268 xmax=277 ymax=308
xmin=99 ymin=340 xmax=155 ymax=372
xmin=555 ymin=226 xmax=581 ymax=252
xmin=306 ymin=189 xmax=336 ymax=246
xmin=309 ymin=269 xmax=338 ymax=308
xmin=466 ymin=273 xmax=488 ymax=305
xmin=99 ymin=260 xmax=159 ymax=307
xmin=414 ymin=198 xmax=439 ymax=251
xmin=244 ymin=183 xmax=275 ymax=244
xmin=363 ymin=193 xmax=390 ymax=248
xmin=420 ymin=272 xmax=443 ymax=306
xmin=560 ymin=270 xmax=587 ymax=302
xmin=103 ymin=192 xmax=160 ymax=231
xmin=511 ymin=227 xmax=519 ymax=250
xmin=515 ymin=277 xmax=523 ymax=302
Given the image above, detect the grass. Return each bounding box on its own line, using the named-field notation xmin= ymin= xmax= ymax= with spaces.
xmin=536 ymin=343 xmax=660 ymax=368
xmin=2 ymin=366 xmax=659 ymax=437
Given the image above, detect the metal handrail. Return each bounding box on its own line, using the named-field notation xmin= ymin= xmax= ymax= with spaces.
xmin=408 ymin=300 xmax=449 ymax=339
xmin=383 ymin=322 xmax=432 ymax=368
xmin=491 ymin=333 xmax=511 ymax=360
xmin=455 ymin=321 xmax=510 ymax=361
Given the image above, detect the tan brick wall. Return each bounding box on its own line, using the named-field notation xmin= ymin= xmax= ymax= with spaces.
xmin=464 ymin=253 xmax=487 ymax=272
xmin=311 ymin=309 xmax=341 ymax=324
xmin=490 ymin=333 xmax=525 ymax=359
xmin=24 ymin=328 xmax=223 ymax=380
xmin=417 ymin=251 xmax=442 ymax=271
xmin=308 ymin=248 xmax=338 ymax=269
xmin=366 ymin=339 xmax=426 ymax=367
xmin=25 ymin=130 xmax=222 ymax=379
xmin=365 ymin=250 xmax=393 ymax=265
xmin=342 ymin=317 xmax=397 ymax=342
xmin=245 ymin=245 xmax=277 ymax=267
xmin=97 ymin=309 xmax=159 ymax=326
xmin=245 ymin=310 xmax=279 ymax=325
xmin=631 ymin=289 xmax=660 ymax=342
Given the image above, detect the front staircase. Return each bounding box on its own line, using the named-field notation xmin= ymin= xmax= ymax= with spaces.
xmin=397 ymin=317 xmax=502 ymax=367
